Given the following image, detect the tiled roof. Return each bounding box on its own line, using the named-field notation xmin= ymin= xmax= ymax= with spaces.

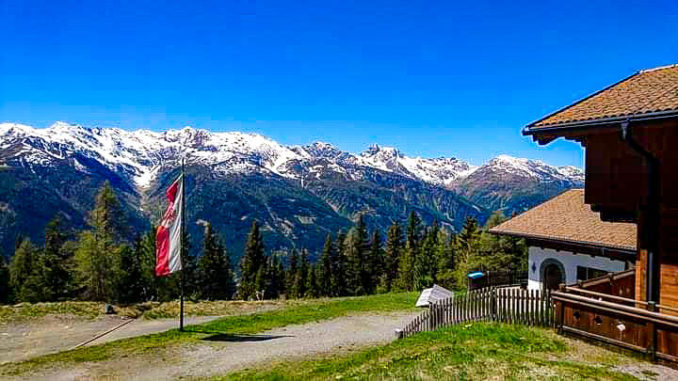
xmin=490 ymin=189 xmax=636 ymax=251
xmin=526 ymin=64 xmax=678 ymax=130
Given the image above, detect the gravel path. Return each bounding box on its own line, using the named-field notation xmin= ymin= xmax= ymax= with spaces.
xmin=0 ymin=315 xmax=220 ymax=364
xmin=18 ymin=312 xmax=418 ymax=380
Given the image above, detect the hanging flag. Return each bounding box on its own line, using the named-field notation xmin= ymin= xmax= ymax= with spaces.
xmin=156 ymin=175 xmax=183 ymax=276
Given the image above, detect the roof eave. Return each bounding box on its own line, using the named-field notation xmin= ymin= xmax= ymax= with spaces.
xmin=522 ymin=109 xmax=678 ymax=137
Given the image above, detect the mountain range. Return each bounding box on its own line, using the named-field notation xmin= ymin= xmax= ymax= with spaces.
xmin=0 ymin=122 xmax=584 ymax=259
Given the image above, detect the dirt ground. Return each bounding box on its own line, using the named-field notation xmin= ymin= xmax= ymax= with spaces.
xmin=8 ymin=312 xmax=418 ymax=380
xmin=0 ymin=315 xmax=219 ymax=364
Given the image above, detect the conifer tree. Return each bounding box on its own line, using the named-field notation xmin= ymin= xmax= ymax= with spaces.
xmin=454 ymin=216 xmax=482 ymax=288
xmin=381 ymin=222 xmax=403 ymax=292
xmin=414 ymin=222 xmax=439 ymax=290
xmin=295 ymin=249 xmax=310 ymax=298
xmin=396 ymin=211 xmax=421 ymax=290
xmin=436 ymin=232 xmax=457 ymax=289
xmin=305 ymin=264 xmax=319 ymax=298
xmin=367 ymin=230 xmax=383 ymax=293
xmin=74 ymin=182 xmax=125 ymax=302
xmin=0 ymin=253 xmax=10 ymax=304
xmin=286 ymin=250 xmax=299 ymax=298
xmin=318 ymin=234 xmax=334 ymax=296
xmin=239 ymin=221 xmax=266 ymax=300
xmin=331 ymin=230 xmax=349 ymax=296
xmin=117 ymin=243 xmax=145 ymax=303
xmin=198 ymin=223 xmax=235 ymax=300
xmin=41 ymin=216 xmax=73 ymax=301
xmin=9 ymin=239 xmax=42 ymax=302
xmin=345 ymin=215 xmax=369 ymax=295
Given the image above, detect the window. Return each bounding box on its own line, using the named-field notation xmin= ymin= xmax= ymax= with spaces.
xmin=576 ymin=266 xmax=608 ymax=281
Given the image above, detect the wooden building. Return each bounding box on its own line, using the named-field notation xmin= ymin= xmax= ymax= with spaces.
xmin=490 ymin=189 xmax=636 ymax=291
xmin=523 ymin=64 xmax=678 ymax=363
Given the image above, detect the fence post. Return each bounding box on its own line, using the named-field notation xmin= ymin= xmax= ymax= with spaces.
xmin=647 ymin=301 xmax=657 ymax=362
xmin=557 ymin=284 xmax=565 ymax=334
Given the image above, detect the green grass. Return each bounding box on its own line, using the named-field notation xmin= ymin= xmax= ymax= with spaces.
xmin=0 ymin=292 xmax=418 ymax=376
xmin=221 ymin=323 xmax=638 ymax=380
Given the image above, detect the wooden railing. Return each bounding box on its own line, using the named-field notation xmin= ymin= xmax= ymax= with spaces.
xmin=400 ymin=287 xmax=555 ymax=338
xmin=553 ymin=285 xmax=678 ymax=364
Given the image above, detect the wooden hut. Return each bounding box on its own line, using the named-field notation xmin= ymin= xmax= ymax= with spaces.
xmin=523 ymin=64 xmax=678 ymax=363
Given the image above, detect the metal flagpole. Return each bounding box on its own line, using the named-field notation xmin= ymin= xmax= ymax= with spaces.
xmin=179 ymin=158 xmax=185 ymax=332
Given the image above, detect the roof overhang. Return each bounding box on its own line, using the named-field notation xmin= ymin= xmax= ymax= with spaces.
xmin=522 ymin=110 xmax=678 ymax=145
xmin=490 ymin=229 xmax=636 ymax=262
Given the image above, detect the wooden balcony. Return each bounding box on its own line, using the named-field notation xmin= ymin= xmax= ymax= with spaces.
xmin=553 ymin=268 xmax=678 ymax=365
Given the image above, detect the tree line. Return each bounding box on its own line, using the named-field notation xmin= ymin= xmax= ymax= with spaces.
xmin=0 ymin=182 xmax=526 ymax=304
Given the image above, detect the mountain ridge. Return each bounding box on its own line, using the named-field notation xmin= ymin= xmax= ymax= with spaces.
xmin=0 ymin=121 xmax=584 ymax=258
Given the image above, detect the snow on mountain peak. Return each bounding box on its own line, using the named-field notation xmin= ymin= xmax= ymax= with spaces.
xmin=1 ymin=122 xmax=583 ymax=191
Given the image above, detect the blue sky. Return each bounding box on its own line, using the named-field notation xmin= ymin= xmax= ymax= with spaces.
xmin=1 ymin=1 xmax=677 ymax=167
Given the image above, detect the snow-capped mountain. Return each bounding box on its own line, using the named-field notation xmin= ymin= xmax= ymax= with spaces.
xmin=0 ymin=122 xmax=582 ymax=192
xmin=0 ymin=122 xmax=583 ymax=258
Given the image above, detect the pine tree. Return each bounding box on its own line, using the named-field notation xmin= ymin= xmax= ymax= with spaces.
xmin=381 ymin=222 xmax=403 ymax=292
xmin=9 ymin=239 xmax=42 ymax=302
xmin=331 ymin=230 xmax=349 ymax=296
xmin=74 ymin=183 xmax=125 ymax=302
xmin=345 ymin=215 xmax=369 ymax=295
xmin=0 ymin=254 xmax=11 ymax=304
xmin=318 ymin=234 xmax=334 ymax=296
xmin=41 ymin=216 xmax=73 ymax=301
xmin=286 ymin=250 xmax=299 ymax=298
xmin=367 ymin=230 xmax=383 ymax=294
xmin=305 ymin=264 xmax=319 ymax=298
xmin=295 ymin=249 xmax=310 ymax=298
xmin=239 ymin=221 xmax=266 ymax=300
xmin=454 ymin=216 xmax=482 ymax=289
xmin=414 ymin=222 xmax=439 ymax=290
xmin=396 ymin=211 xmax=421 ymax=291
xmin=118 ymin=243 xmax=145 ymax=303
xmin=436 ymin=232 xmax=457 ymax=289
xmin=198 ymin=223 xmax=235 ymax=300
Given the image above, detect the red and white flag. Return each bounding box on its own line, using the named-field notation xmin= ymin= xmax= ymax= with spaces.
xmin=156 ymin=175 xmax=183 ymax=276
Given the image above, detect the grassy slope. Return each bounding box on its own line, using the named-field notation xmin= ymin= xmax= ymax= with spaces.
xmin=0 ymin=292 xmax=417 ymax=376
xmin=224 ymin=323 xmax=638 ymax=381
xmin=0 ymin=299 xmax=288 ymax=322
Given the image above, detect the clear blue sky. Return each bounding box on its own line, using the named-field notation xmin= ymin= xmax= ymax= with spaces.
xmin=1 ymin=1 xmax=677 ymax=167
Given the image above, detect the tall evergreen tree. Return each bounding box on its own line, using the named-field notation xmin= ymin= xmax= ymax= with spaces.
xmin=414 ymin=222 xmax=439 ymax=290
xmin=367 ymin=230 xmax=383 ymax=293
xmin=454 ymin=216 xmax=482 ymax=288
xmin=396 ymin=211 xmax=421 ymax=291
xmin=306 ymin=264 xmax=319 ymax=298
xmin=318 ymin=234 xmax=334 ymax=296
xmin=198 ymin=223 xmax=235 ymax=300
xmin=9 ymin=239 xmax=43 ymax=302
xmin=286 ymin=250 xmax=299 ymax=298
xmin=239 ymin=221 xmax=266 ymax=300
xmin=381 ymin=222 xmax=403 ymax=292
xmin=436 ymin=232 xmax=457 ymax=289
xmin=345 ymin=215 xmax=370 ymax=295
xmin=0 ymin=253 xmax=10 ymax=304
xmin=41 ymin=216 xmax=73 ymax=301
xmin=74 ymin=183 xmax=125 ymax=302
xmin=295 ymin=249 xmax=310 ymax=298
xmin=331 ymin=230 xmax=349 ymax=296
xmin=117 ymin=243 xmax=145 ymax=303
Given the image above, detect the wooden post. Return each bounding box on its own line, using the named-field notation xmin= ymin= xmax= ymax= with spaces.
xmin=647 ymin=301 xmax=657 ymax=362
xmin=558 ymin=284 xmax=565 ymax=334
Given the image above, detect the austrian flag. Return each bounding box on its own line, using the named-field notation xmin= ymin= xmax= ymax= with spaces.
xmin=155 ymin=175 xmax=183 ymax=276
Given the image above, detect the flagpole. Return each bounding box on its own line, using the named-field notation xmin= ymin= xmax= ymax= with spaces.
xmin=180 ymin=158 xmax=185 ymax=332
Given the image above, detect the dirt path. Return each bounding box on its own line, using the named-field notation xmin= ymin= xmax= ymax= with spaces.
xmin=17 ymin=312 xmax=418 ymax=380
xmin=0 ymin=315 xmax=219 ymax=364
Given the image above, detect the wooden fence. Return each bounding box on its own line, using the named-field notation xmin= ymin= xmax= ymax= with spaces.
xmin=400 ymin=287 xmax=555 ymax=338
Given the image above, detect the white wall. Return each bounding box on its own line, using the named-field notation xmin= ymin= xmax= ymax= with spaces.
xmin=527 ymin=246 xmax=627 ymax=291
